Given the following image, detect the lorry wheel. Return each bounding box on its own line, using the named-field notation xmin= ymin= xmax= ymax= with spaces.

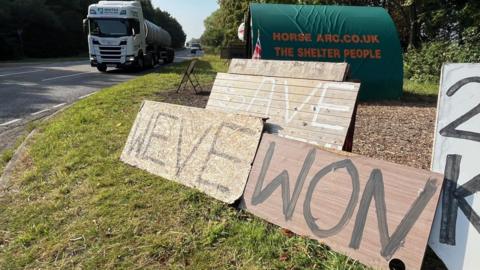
xmin=165 ymin=51 xmax=175 ymax=64
xmin=147 ymin=55 xmax=155 ymax=68
xmin=137 ymin=56 xmax=145 ymax=70
xmin=97 ymin=65 xmax=107 ymax=72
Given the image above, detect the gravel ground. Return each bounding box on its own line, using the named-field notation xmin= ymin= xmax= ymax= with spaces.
xmin=352 ymin=101 xmax=437 ymax=170
xmin=157 ymin=86 xmax=212 ymax=109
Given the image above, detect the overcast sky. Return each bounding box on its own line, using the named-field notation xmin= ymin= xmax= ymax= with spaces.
xmin=152 ymin=0 xmax=219 ymax=41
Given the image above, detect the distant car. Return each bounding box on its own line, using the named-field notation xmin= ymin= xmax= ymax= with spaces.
xmin=190 ymin=43 xmax=202 ymax=54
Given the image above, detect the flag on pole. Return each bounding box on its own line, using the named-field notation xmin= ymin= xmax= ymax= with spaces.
xmin=252 ymin=30 xmax=262 ymax=60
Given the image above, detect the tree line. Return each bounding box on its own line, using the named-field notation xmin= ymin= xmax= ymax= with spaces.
xmin=202 ymin=0 xmax=480 ymax=50
xmin=0 ymin=0 xmax=186 ymax=60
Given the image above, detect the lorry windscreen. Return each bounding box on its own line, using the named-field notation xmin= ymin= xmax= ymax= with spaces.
xmin=89 ymin=18 xmax=136 ymax=37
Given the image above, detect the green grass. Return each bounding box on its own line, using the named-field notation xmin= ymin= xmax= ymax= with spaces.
xmin=0 ymin=149 xmax=14 ymax=175
xmin=0 ymin=55 xmax=367 ymax=269
xmin=403 ymin=79 xmax=439 ymax=102
xmin=0 ymin=123 xmax=38 ymax=177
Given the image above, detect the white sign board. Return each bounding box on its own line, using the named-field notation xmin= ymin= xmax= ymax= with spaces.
xmin=207 ymin=73 xmax=360 ymax=150
xmin=429 ymin=64 xmax=480 ymax=270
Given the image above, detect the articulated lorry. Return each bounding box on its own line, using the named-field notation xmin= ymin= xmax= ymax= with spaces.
xmin=85 ymin=1 xmax=174 ymax=72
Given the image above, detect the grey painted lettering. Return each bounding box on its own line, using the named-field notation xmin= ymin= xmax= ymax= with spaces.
xmin=197 ymin=122 xmax=256 ymax=192
xmin=303 ymin=159 xmax=360 ymax=238
xmin=141 ymin=112 xmax=178 ymax=165
xmin=175 ymin=122 xmax=213 ymax=177
xmin=349 ymin=169 xmax=438 ymax=260
xmin=350 ymin=169 xmax=389 ymax=250
xmin=381 ymin=179 xmax=437 ymax=260
xmin=176 ymin=118 xmax=185 ymax=173
xmin=251 ymin=142 xmax=316 ymax=221
xmin=127 ymin=112 xmax=156 ymax=156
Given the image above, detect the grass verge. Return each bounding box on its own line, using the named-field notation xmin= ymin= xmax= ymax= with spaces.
xmin=403 ymin=79 xmax=439 ymax=103
xmin=0 ymin=55 xmax=367 ymax=269
xmin=0 ymin=149 xmax=14 ymax=176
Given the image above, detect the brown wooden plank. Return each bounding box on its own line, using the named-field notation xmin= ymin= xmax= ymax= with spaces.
xmin=206 ymin=73 xmax=360 ymax=150
xmin=228 ymin=58 xmax=349 ymax=81
xmin=242 ymin=134 xmax=443 ymax=270
xmin=120 ymin=101 xmax=264 ymax=204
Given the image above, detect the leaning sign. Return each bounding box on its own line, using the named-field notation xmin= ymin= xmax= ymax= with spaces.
xmin=242 ymin=134 xmax=443 ymax=270
xmin=207 ymin=72 xmax=360 ymax=150
xmin=429 ymin=64 xmax=480 ymax=270
xmin=121 ymin=101 xmax=264 ymax=204
xmin=228 ymin=59 xmax=349 ymax=82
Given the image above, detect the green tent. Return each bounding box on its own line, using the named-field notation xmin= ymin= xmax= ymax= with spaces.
xmin=247 ymin=3 xmax=403 ymax=100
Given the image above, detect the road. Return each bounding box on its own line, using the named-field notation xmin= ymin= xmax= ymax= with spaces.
xmin=0 ymin=49 xmax=195 ymax=152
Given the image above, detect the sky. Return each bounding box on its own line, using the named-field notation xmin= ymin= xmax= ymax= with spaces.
xmin=152 ymin=0 xmax=219 ymax=41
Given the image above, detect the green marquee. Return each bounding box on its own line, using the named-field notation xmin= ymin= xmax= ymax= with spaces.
xmin=248 ymin=3 xmax=404 ymax=100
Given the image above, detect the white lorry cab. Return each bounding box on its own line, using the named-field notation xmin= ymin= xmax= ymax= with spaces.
xmin=85 ymin=1 xmax=174 ymax=72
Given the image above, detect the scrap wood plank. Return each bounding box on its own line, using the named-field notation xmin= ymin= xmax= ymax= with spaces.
xmin=206 ymin=73 xmax=360 ymax=150
xmin=242 ymin=134 xmax=443 ymax=270
xmin=429 ymin=64 xmax=480 ymax=270
xmin=120 ymin=101 xmax=264 ymax=204
xmin=228 ymin=58 xmax=349 ymax=81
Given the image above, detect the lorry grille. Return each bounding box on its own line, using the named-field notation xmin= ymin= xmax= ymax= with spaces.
xmin=99 ymin=46 xmax=121 ymax=61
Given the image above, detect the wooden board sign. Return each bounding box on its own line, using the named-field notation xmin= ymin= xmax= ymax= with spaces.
xmin=206 ymin=73 xmax=360 ymax=150
xmin=228 ymin=59 xmax=349 ymax=82
xmin=429 ymin=64 xmax=480 ymax=270
xmin=242 ymin=134 xmax=443 ymax=270
xmin=121 ymin=101 xmax=264 ymax=204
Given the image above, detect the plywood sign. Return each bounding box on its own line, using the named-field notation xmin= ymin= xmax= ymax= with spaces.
xmin=206 ymin=73 xmax=360 ymax=150
xmin=242 ymin=134 xmax=443 ymax=270
xmin=121 ymin=101 xmax=264 ymax=204
xmin=228 ymin=59 xmax=349 ymax=82
xmin=429 ymin=64 xmax=480 ymax=270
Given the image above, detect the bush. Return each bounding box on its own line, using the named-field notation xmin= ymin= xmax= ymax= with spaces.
xmin=203 ymin=46 xmax=220 ymax=55
xmin=404 ymin=42 xmax=480 ymax=83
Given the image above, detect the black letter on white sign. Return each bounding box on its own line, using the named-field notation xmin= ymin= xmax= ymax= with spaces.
xmin=440 ymin=154 xmax=480 ymax=245
xmin=440 ymin=77 xmax=480 ymax=142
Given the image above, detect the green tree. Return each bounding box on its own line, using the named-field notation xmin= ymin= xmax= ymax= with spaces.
xmin=201 ymin=10 xmax=224 ymax=47
xmin=153 ymin=9 xmax=186 ymax=48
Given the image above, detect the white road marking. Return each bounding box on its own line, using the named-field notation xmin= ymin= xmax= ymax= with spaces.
xmin=0 ymin=119 xmax=22 ymax=126
xmin=0 ymin=70 xmax=43 ymax=77
xmin=52 ymin=103 xmax=67 ymax=108
xmin=79 ymin=93 xmax=95 ymax=99
xmin=31 ymin=109 xmax=51 ymax=116
xmin=42 ymin=72 xmax=93 ymax=82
